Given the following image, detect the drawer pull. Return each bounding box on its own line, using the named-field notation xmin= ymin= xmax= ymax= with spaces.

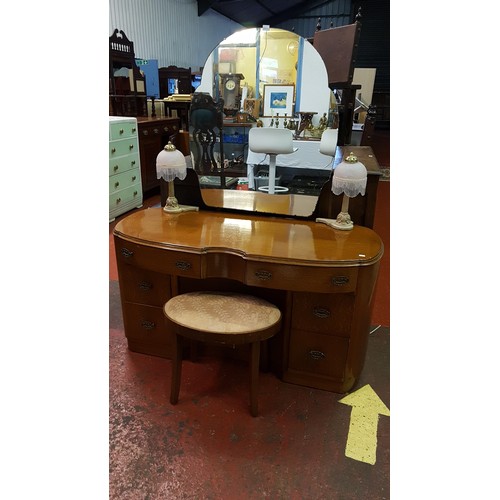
xmin=121 ymin=248 xmax=134 ymax=258
xmin=332 ymin=276 xmax=349 ymax=286
xmin=153 ymin=128 xmax=159 ymax=134
xmin=309 ymin=350 xmax=326 ymax=360
xmin=255 ymin=270 xmax=272 ymax=281
xmin=133 ymin=191 xmax=138 ymax=196
xmin=114 ymin=181 xmax=119 ymax=188
xmin=119 ymin=128 xmax=124 ymax=134
xmin=129 ymin=144 xmax=134 ymax=150
xmin=176 ymin=261 xmax=191 ymax=271
xmin=111 ymin=147 xmax=116 ymax=153
xmin=313 ymin=307 xmax=331 ymax=319
xmin=113 ymin=165 xmax=119 ymax=171
xmin=138 ymin=281 xmax=153 ymax=291
xmin=141 ymin=320 xmax=156 ymax=330
xmin=132 ymin=127 xmax=136 ymax=133
xmin=116 ymin=198 xmax=121 ymax=204
xmin=131 ymin=160 xmax=136 ymax=166
xmin=142 ymin=130 xmax=148 ymax=135
xmin=132 ymin=176 xmax=136 ymax=181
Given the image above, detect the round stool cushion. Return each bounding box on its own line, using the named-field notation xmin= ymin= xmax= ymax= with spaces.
xmin=164 ymin=291 xmax=281 ymax=335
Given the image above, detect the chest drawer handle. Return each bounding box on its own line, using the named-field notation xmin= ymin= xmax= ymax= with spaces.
xmin=176 ymin=261 xmax=192 ymax=271
xmin=153 ymin=128 xmax=159 ymax=134
xmin=313 ymin=307 xmax=331 ymax=319
xmin=129 ymin=144 xmax=134 ymax=150
xmin=141 ymin=320 xmax=156 ymax=330
xmin=309 ymin=350 xmax=326 ymax=360
xmin=121 ymin=248 xmax=134 ymax=258
xmin=332 ymin=276 xmax=349 ymax=286
xmin=116 ymin=198 xmax=121 ymax=204
xmin=132 ymin=127 xmax=136 ymax=133
xmin=131 ymin=160 xmax=136 ymax=166
xmin=119 ymin=128 xmax=124 ymax=134
xmin=113 ymin=165 xmax=119 ymax=171
xmin=142 ymin=130 xmax=149 ymax=136
xmin=255 ymin=270 xmax=272 ymax=281
xmin=139 ymin=281 xmax=153 ymax=291
xmin=114 ymin=181 xmax=119 ymax=188
xmin=111 ymin=147 xmax=116 ymax=153
xmin=132 ymin=175 xmax=136 ymax=181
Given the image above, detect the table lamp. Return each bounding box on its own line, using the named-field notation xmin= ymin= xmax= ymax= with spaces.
xmin=156 ymin=142 xmax=198 ymax=213
xmin=316 ymin=152 xmax=367 ymax=230
xmin=248 ymin=128 xmax=294 ymax=194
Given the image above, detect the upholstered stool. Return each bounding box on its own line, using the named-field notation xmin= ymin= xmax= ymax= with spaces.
xmin=163 ymin=291 xmax=282 ymax=416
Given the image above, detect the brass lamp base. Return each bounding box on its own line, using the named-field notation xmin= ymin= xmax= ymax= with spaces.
xmin=316 ymin=212 xmax=354 ymax=231
xmin=163 ymin=196 xmax=198 ymax=213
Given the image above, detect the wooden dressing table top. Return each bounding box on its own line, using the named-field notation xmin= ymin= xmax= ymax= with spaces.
xmin=113 ymin=208 xmax=383 ymax=268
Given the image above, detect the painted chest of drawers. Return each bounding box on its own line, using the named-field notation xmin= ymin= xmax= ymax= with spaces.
xmin=109 ymin=117 xmax=143 ymax=221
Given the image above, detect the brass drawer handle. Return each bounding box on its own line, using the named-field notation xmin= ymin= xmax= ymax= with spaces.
xmin=132 ymin=176 xmax=136 ymax=181
xmin=309 ymin=350 xmax=326 ymax=360
xmin=255 ymin=270 xmax=272 ymax=281
xmin=114 ymin=181 xmax=119 ymax=188
xmin=175 ymin=261 xmax=192 ymax=271
xmin=153 ymin=128 xmax=159 ymax=134
xmin=132 ymin=127 xmax=136 ymax=133
xmin=113 ymin=165 xmax=119 ymax=171
xmin=133 ymin=191 xmax=138 ymax=196
xmin=141 ymin=320 xmax=156 ymax=330
xmin=331 ymin=276 xmax=349 ymax=286
xmin=313 ymin=307 xmax=331 ymax=319
xmin=111 ymin=147 xmax=116 ymax=153
xmin=138 ymin=281 xmax=153 ymax=291
xmin=116 ymin=198 xmax=121 ymax=204
xmin=129 ymin=144 xmax=134 ymax=149
xmin=142 ymin=130 xmax=148 ymax=135
xmin=131 ymin=160 xmax=136 ymax=166
xmin=119 ymin=128 xmax=124 ymax=134
xmin=121 ymin=248 xmax=134 ymax=258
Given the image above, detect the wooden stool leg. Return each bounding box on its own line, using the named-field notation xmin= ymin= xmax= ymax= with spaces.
xmin=170 ymin=333 xmax=183 ymax=405
xmin=250 ymin=341 xmax=261 ymax=417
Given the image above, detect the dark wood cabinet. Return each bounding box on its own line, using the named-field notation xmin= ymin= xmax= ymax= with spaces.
xmin=136 ymin=117 xmax=180 ymax=194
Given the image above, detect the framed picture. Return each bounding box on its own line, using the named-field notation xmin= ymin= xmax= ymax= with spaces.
xmin=243 ymin=98 xmax=261 ymax=119
xmin=262 ymin=84 xmax=294 ymax=117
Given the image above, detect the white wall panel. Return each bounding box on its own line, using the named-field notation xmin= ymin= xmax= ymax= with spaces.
xmin=109 ymin=0 xmax=243 ymax=71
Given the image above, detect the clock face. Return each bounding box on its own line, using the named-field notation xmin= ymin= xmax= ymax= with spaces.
xmin=225 ymin=79 xmax=236 ymax=91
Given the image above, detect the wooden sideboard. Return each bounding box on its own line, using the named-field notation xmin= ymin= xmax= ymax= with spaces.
xmin=113 ymin=208 xmax=383 ymax=393
xmin=136 ymin=117 xmax=181 ymax=194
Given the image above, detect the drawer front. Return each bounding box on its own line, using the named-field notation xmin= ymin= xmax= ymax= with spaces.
xmin=115 ymin=238 xmax=202 ymax=278
xmin=288 ymin=329 xmax=349 ymax=380
xmin=109 ymin=152 xmax=140 ymax=176
xmin=118 ymin=266 xmax=172 ymax=307
xmin=109 ymin=168 xmax=142 ymax=195
xmin=140 ymin=122 xmax=179 ymax=138
xmin=109 ymin=121 xmax=138 ymax=141
xmin=292 ymin=292 xmax=354 ymax=337
xmin=109 ymin=137 xmax=139 ymax=158
xmin=246 ymin=262 xmax=357 ymax=293
xmin=109 ymin=184 xmax=142 ymax=210
xmin=122 ymin=302 xmax=172 ymax=345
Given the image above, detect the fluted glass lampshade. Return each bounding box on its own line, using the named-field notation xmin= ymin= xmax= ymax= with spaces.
xmin=156 ymin=142 xmax=197 ymax=213
xmin=156 ymin=142 xmax=187 ymax=182
xmin=319 ymin=128 xmax=338 ymax=157
xmin=316 ymin=152 xmax=367 ymax=231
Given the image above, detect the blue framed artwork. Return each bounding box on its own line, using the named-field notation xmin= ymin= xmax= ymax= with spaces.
xmin=263 ymin=84 xmax=294 ymax=117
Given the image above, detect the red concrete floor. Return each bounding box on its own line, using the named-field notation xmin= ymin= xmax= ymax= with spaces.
xmin=109 ymin=181 xmax=390 ymax=498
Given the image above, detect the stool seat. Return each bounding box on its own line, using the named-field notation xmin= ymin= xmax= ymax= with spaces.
xmin=164 ymin=291 xmax=282 ymax=416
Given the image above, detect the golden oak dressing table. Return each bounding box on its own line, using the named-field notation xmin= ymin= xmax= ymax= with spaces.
xmin=113 ymin=189 xmax=383 ymax=393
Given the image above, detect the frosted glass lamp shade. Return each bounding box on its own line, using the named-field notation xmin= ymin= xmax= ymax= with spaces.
xmin=331 ymin=152 xmax=367 ymax=198
xmin=319 ymin=128 xmax=338 ymax=156
xmin=156 ymin=142 xmax=187 ymax=182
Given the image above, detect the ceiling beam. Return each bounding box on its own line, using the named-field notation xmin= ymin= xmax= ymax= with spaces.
xmin=197 ymin=0 xmax=218 ymax=16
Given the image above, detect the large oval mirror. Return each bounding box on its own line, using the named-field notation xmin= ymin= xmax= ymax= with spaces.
xmin=189 ymin=27 xmax=337 ymax=217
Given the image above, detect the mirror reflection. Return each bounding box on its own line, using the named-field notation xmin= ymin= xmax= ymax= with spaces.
xmin=190 ymin=27 xmax=338 ymax=216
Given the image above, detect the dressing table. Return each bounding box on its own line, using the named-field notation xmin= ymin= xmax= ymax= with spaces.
xmin=113 ymin=182 xmax=383 ymax=393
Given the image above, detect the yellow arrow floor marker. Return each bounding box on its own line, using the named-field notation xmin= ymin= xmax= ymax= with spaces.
xmin=339 ymin=384 xmax=390 ymax=465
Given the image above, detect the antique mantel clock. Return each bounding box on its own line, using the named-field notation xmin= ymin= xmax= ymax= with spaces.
xmin=219 ymin=73 xmax=244 ymax=109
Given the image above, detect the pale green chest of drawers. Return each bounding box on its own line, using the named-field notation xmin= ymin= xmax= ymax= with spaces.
xmin=109 ymin=117 xmax=143 ymax=221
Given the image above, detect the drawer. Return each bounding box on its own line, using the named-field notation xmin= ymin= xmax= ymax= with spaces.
xmin=122 ymin=302 xmax=172 ymax=345
xmin=109 ymin=121 xmax=138 ymax=141
xmin=109 ymin=137 xmax=139 ymax=158
xmin=245 ymin=262 xmax=357 ymax=293
xmin=109 ymin=168 xmax=142 ymax=194
xmin=115 ymin=237 xmax=202 ymax=278
xmin=118 ymin=266 xmax=172 ymax=307
xmin=109 ymin=152 xmax=140 ymax=176
xmin=140 ymin=122 xmax=179 ymax=138
xmin=109 ymin=184 xmax=142 ymax=210
xmin=288 ymin=329 xmax=349 ymax=380
xmin=291 ymin=292 xmax=354 ymax=337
